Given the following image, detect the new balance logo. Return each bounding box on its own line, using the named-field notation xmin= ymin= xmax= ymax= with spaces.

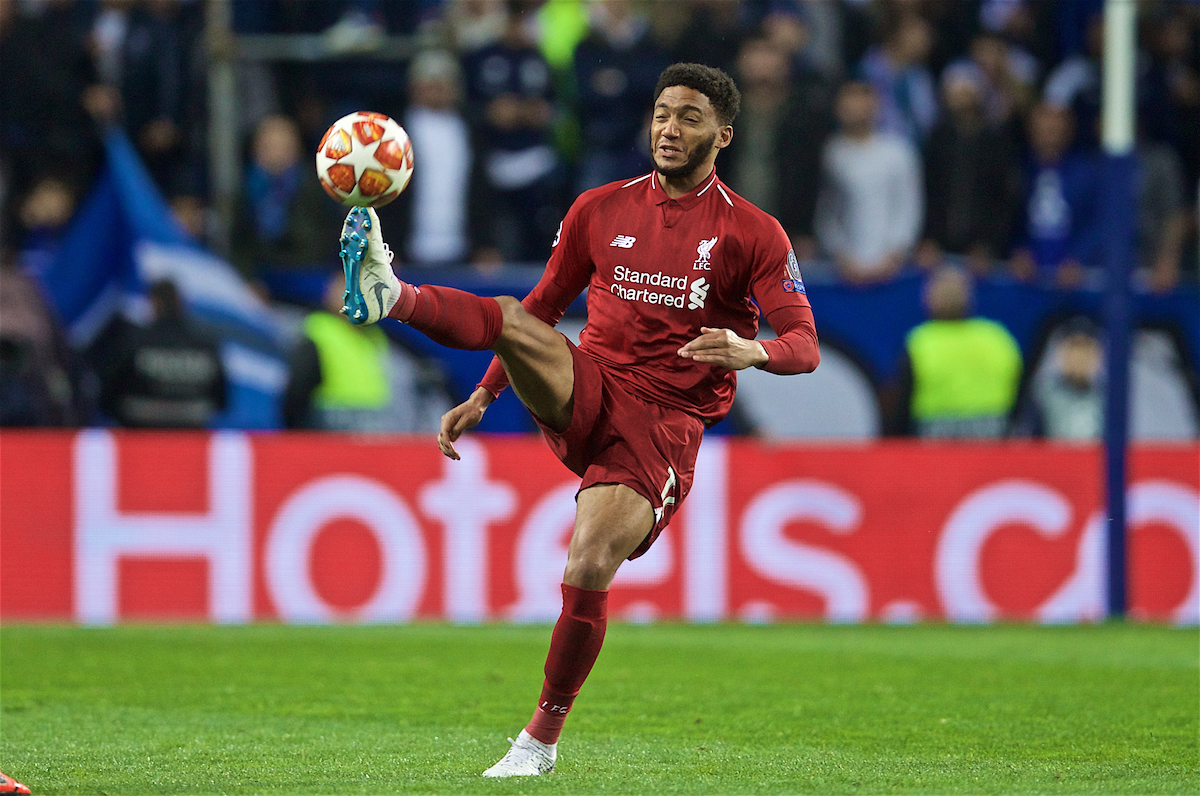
xmin=610 ymin=235 xmax=636 ymax=248
xmin=688 ymin=277 xmax=709 ymax=310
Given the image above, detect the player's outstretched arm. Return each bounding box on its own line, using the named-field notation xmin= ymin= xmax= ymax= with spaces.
xmin=437 ymin=387 xmax=496 ymax=460
xmin=677 ymin=327 xmax=769 ymax=371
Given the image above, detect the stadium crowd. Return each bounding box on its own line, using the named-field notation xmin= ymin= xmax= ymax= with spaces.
xmin=1 ymin=0 xmax=1198 ymax=436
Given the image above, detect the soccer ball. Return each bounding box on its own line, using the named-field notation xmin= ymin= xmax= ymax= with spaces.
xmin=315 ymin=111 xmax=414 ymax=208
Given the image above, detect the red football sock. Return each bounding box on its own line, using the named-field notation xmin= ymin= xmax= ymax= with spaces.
xmin=524 ymin=584 xmax=609 ymax=745
xmin=387 ymin=283 xmax=503 ymax=351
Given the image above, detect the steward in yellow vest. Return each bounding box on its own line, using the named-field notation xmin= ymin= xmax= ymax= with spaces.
xmin=281 ymin=276 xmax=402 ymax=432
xmin=898 ymin=267 xmax=1022 ymax=438
xmin=282 ymin=309 xmax=397 ymax=432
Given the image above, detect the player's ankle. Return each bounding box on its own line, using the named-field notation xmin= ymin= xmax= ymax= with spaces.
xmin=387 ymin=281 xmax=419 ymax=321
xmin=524 ymin=724 xmax=561 ymax=746
xmin=525 ymin=704 xmax=568 ymax=745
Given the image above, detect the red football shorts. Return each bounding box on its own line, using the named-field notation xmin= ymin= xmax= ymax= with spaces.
xmin=532 ymin=339 xmax=705 ymax=559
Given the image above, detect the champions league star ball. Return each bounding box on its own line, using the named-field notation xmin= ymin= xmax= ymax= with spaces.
xmin=315 ymin=111 xmax=414 ymax=208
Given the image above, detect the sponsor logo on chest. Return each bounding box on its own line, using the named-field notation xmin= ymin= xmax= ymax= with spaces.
xmin=610 ymin=265 xmax=709 ymax=310
xmin=605 ymin=227 xmax=721 ymax=310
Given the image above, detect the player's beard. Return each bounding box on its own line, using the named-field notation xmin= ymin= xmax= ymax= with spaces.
xmin=653 ymin=132 xmax=717 ymax=180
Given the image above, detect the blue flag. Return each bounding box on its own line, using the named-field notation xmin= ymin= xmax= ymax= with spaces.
xmin=43 ymin=128 xmax=285 ymax=429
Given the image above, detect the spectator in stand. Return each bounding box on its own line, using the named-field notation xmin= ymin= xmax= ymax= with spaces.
xmin=1136 ymin=129 xmax=1189 ymax=295
xmin=446 ymin=0 xmax=509 ymax=53
xmin=1051 ymin=0 xmax=1103 ymax=63
xmin=324 ymin=6 xmax=384 ymax=54
xmin=756 ymin=4 xmax=807 ymax=69
xmin=572 ymin=0 xmax=668 ymax=192
xmin=1030 ymin=317 xmax=1103 ymax=441
xmin=398 ymin=49 xmax=473 ymax=268
xmin=724 ymin=34 xmax=833 ymax=260
xmin=461 ymin=0 xmax=561 ymax=264
xmin=0 ymin=0 xmax=101 ymax=236
xmin=756 ymin=1 xmax=842 ymax=116
xmin=170 ymin=193 xmax=210 ymax=246
xmin=282 ymin=275 xmax=450 ymax=433
xmin=919 ymin=65 xmax=1020 ymax=274
xmin=0 ymin=251 xmax=83 ymax=427
xmin=670 ymin=0 xmax=751 ymax=76
xmin=99 ymin=279 xmax=227 ymax=429
xmin=947 ymin=31 xmax=1039 ymax=134
xmin=917 ymin=0 xmax=983 ymax=76
xmin=836 ymin=0 xmax=876 ymax=76
xmin=977 ymin=0 xmax=1056 ymax=72
xmin=760 ymin=1 xmax=842 ymax=82
xmin=231 ymin=115 xmax=341 ymax=283
xmin=1009 ymin=102 xmax=1103 ymax=288
xmin=1042 ymin=12 xmax=1105 ymax=149
xmin=894 ymin=266 xmax=1023 ymax=439
xmin=766 ymin=3 xmax=845 ymax=79
xmin=86 ymin=0 xmax=204 ymax=194
xmin=816 ymin=81 xmax=923 ymax=285
xmin=1140 ymin=10 xmax=1200 ymax=199
xmin=15 ymin=177 xmax=79 ymax=279
xmin=856 ymin=14 xmax=938 ymax=146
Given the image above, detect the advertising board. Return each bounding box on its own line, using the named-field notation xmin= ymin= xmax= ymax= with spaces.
xmin=1 ymin=431 xmax=1195 ymax=624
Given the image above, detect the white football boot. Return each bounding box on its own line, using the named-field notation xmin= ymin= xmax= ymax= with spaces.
xmin=339 ymin=206 xmax=402 ymax=325
xmin=481 ymin=730 xmax=557 ymax=777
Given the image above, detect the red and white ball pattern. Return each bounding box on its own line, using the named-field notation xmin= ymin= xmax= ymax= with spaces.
xmin=315 ymin=111 xmax=414 ymax=208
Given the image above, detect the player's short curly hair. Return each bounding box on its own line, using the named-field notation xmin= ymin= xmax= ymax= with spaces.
xmin=653 ymin=63 xmax=741 ymax=126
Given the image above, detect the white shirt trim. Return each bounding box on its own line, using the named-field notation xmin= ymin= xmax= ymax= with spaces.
xmin=696 ymin=173 xmax=719 ymax=196
xmin=622 ymin=173 xmax=653 ymax=188
xmin=716 ymin=184 xmax=734 ymax=207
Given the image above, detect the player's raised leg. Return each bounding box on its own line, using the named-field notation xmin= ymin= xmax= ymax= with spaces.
xmin=483 ymin=484 xmax=652 ymax=777
xmin=339 ymin=206 xmax=575 ymax=430
xmin=340 ymin=206 xmax=627 ymax=778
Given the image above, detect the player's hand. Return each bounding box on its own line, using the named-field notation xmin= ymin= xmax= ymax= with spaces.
xmin=678 ymin=327 xmax=769 ymax=371
xmin=437 ymin=387 xmax=495 ymax=460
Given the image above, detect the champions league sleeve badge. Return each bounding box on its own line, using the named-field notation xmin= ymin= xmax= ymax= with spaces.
xmin=782 ymin=248 xmax=806 ymax=294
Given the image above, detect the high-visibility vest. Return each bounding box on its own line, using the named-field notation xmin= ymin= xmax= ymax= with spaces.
xmin=906 ymin=318 xmax=1022 ymax=420
xmin=304 ymin=312 xmax=391 ymax=410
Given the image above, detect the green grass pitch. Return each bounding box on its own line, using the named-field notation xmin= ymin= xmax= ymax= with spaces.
xmin=1 ymin=623 xmax=1196 ymax=794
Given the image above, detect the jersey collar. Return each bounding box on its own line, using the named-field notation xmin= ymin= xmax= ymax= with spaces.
xmin=650 ymin=168 xmax=723 ymax=210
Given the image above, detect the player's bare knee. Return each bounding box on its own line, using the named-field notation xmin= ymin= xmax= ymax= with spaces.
xmin=494 ymin=295 xmax=523 ymax=319
xmin=495 ymin=296 xmax=527 ymax=334
xmin=564 ymin=538 xmax=626 ymax=588
xmin=494 ymin=296 xmax=538 ymax=350
xmin=563 ymin=555 xmax=616 ymax=591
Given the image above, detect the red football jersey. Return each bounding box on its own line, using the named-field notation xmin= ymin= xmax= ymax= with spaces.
xmin=480 ymin=170 xmax=818 ymax=424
